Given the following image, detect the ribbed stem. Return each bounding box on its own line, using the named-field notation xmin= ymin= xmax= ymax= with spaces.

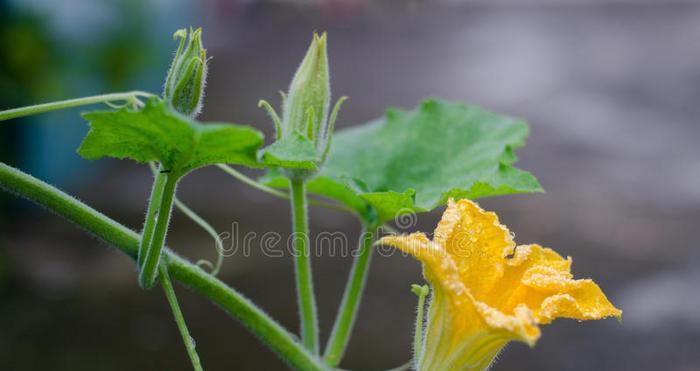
xmin=289 ymin=178 xmax=319 ymax=354
xmin=323 ymin=224 xmax=378 ymax=367
xmin=139 ymin=174 xmax=178 ymax=289
xmin=138 ymin=167 xmax=168 ymax=267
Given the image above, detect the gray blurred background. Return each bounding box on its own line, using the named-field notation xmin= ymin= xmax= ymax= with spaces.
xmin=1 ymin=0 xmax=699 ymax=370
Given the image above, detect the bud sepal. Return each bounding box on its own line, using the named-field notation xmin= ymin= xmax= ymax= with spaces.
xmin=163 ymin=27 xmax=208 ymax=117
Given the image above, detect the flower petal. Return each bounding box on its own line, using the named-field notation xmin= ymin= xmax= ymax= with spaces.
xmin=472 ymin=300 xmax=541 ymax=346
xmin=437 ymin=199 xmax=516 ymax=298
xmin=378 ymin=233 xmax=467 ymax=309
xmin=496 ymin=244 xmax=622 ymax=324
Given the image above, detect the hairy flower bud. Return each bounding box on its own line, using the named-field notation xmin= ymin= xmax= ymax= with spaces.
xmin=283 ymin=33 xmax=331 ymax=143
xmin=257 ymin=32 xmax=347 ymax=172
xmin=163 ymin=28 xmax=208 ymax=117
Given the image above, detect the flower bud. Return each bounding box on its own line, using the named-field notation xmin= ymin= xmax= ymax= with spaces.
xmin=283 ymin=32 xmax=331 ymax=143
xmin=257 ymin=32 xmax=347 ymax=171
xmin=163 ymin=28 xmax=208 ymax=117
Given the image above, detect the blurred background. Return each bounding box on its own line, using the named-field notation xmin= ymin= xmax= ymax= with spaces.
xmin=1 ymin=0 xmax=699 ymax=370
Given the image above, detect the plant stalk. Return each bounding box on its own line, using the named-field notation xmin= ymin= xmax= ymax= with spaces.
xmin=323 ymin=224 xmax=378 ymax=367
xmin=160 ymin=263 xmax=204 ymax=371
xmin=0 ymin=91 xmax=152 ymax=121
xmin=139 ymin=174 xmax=178 ymax=289
xmin=289 ymin=177 xmax=319 ymax=355
xmin=138 ymin=167 xmax=168 ymax=267
xmin=149 ymin=162 xmax=223 ymax=275
xmin=216 ymin=164 xmax=355 ymax=215
xmin=0 ymin=162 xmax=327 ymax=371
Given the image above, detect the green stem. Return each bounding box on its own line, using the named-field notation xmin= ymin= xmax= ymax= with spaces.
xmin=0 ymin=162 xmax=327 ymax=371
xmin=217 ymin=164 xmax=289 ymax=199
xmin=0 ymin=91 xmax=153 ymax=121
xmin=411 ymin=284 xmax=429 ymax=368
xmin=160 ymin=263 xmax=204 ymax=371
xmin=151 ymin=163 xmax=224 ymax=275
xmin=289 ymin=177 xmax=319 ymax=355
xmin=138 ymin=167 xmax=168 ymax=268
xmin=139 ymin=174 xmax=178 ymax=289
xmin=216 ymin=164 xmax=355 ymax=214
xmin=323 ymin=224 xmax=378 ymax=367
xmin=174 ymin=197 xmax=224 ymax=275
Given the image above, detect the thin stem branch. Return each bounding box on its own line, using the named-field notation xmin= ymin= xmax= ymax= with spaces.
xmin=323 ymin=224 xmax=379 ymax=367
xmin=0 ymin=162 xmax=326 ymax=371
xmin=217 ymin=164 xmax=288 ymax=198
xmin=140 ymin=174 xmax=178 ymax=289
xmin=174 ymin=197 xmax=225 ymax=275
xmin=160 ymin=263 xmax=204 ymax=371
xmin=151 ymin=162 xmax=224 ymax=276
xmin=290 ymin=178 xmax=319 ymax=355
xmin=0 ymin=91 xmax=153 ymax=121
xmin=216 ymin=164 xmax=355 ymax=215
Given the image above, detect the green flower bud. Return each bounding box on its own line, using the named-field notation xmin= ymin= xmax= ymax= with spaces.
xmin=283 ymin=33 xmax=331 ymax=143
xmin=257 ymin=32 xmax=347 ymax=170
xmin=163 ymin=27 xmax=208 ymax=117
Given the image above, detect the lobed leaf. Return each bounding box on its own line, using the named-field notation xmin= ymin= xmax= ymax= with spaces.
xmin=263 ymin=99 xmax=542 ymax=223
xmin=79 ymin=98 xmax=263 ymax=175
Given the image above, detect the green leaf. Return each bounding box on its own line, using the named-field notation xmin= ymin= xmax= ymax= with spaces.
xmin=263 ymin=99 xmax=542 ymax=223
xmin=257 ymin=130 xmax=319 ymax=170
xmin=79 ymin=98 xmax=263 ymax=175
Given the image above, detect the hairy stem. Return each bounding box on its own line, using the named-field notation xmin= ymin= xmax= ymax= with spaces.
xmin=290 ymin=178 xmax=319 ymax=355
xmin=0 ymin=91 xmax=153 ymax=121
xmin=139 ymin=174 xmax=178 ymax=289
xmin=411 ymin=284 xmax=429 ymax=368
xmin=174 ymin=197 xmax=225 ymax=275
xmin=138 ymin=167 xmax=168 ymax=267
xmin=160 ymin=263 xmax=204 ymax=371
xmin=216 ymin=164 xmax=354 ymax=214
xmin=150 ymin=163 xmax=224 ymax=275
xmin=323 ymin=224 xmax=378 ymax=367
xmin=0 ymin=162 xmax=326 ymax=371
xmin=217 ymin=164 xmax=289 ymax=199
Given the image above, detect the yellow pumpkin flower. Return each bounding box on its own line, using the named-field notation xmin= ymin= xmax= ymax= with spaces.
xmin=379 ymin=199 xmax=621 ymax=371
